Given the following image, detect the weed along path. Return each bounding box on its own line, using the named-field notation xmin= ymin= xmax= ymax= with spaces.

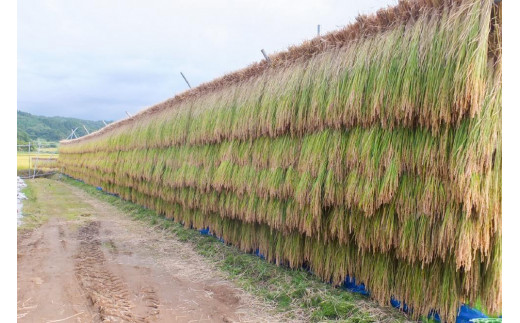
xmin=17 ymin=178 xmax=276 ymax=322
xmin=18 ymin=177 xmax=409 ymax=323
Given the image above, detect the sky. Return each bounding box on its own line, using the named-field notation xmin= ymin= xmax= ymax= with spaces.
xmin=18 ymin=0 xmax=397 ymax=122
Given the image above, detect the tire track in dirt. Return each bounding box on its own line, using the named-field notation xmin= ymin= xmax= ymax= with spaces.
xmin=19 ymin=179 xmax=285 ymax=323
xmin=58 ymin=224 xmax=67 ymax=250
xmin=74 ymin=221 xmax=159 ymax=322
xmin=18 ymin=218 xmax=94 ymax=322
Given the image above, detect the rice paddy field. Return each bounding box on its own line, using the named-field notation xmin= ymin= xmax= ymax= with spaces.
xmin=58 ymin=0 xmax=502 ymax=322
xmin=17 ymin=152 xmax=59 ymax=172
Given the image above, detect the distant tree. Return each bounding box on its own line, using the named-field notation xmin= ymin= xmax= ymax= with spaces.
xmin=17 ymin=128 xmax=31 ymax=144
xmin=17 ymin=110 xmax=110 ymax=143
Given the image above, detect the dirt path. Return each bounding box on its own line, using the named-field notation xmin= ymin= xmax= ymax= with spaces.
xmin=17 ymin=179 xmax=278 ymax=322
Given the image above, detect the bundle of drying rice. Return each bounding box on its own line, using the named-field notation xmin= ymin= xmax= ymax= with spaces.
xmin=59 ymin=0 xmax=502 ymax=321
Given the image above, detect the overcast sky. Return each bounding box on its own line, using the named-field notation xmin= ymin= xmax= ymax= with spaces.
xmin=18 ymin=0 xmax=397 ymax=121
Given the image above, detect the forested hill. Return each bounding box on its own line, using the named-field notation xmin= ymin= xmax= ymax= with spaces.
xmin=17 ymin=110 xmax=109 ymax=143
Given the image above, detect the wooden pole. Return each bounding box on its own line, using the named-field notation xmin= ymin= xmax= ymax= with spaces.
xmin=261 ymin=49 xmax=271 ymax=65
xmin=33 ymin=141 xmax=41 ymax=179
xmin=70 ymin=128 xmax=78 ymax=139
xmin=180 ymin=72 xmax=192 ymax=89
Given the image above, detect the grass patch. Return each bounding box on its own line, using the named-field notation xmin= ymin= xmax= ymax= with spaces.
xmin=18 ymin=181 xmax=48 ymax=230
xmin=18 ymin=178 xmax=92 ymax=230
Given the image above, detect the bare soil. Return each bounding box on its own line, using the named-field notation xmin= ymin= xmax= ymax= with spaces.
xmin=17 ymin=179 xmax=278 ymax=322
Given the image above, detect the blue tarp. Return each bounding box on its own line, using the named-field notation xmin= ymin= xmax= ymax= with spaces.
xmin=254 ymin=248 xmax=265 ymax=260
xmin=342 ymin=276 xmax=489 ymax=322
xmin=455 ymin=305 xmax=489 ymax=323
xmin=199 ymin=227 xmax=211 ymax=235
xmin=343 ymin=276 xmax=369 ymax=296
xmin=94 ymin=185 xmax=119 ymax=197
